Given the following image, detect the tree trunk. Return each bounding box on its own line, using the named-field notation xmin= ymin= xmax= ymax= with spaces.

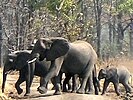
xmin=113 ymin=16 xmax=116 ymax=43
xmin=15 ymin=6 xmax=20 ymax=50
xmin=108 ymin=0 xmax=113 ymax=44
xmin=117 ymin=12 xmax=124 ymax=52
xmin=93 ymin=0 xmax=102 ymax=58
xmin=0 ymin=17 xmax=3 ymax=67
xmin=130 ymin=19 xmax=133 ymax=57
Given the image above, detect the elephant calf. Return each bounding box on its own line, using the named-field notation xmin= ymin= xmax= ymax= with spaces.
xmin=98 ymin=65 xmax=133 ymax=96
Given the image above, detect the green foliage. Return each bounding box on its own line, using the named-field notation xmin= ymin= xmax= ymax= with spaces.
xmin=46 ymin=0 xmax=74 ymax=14
xmin=28 ymin=0 xmax=48 ymax=10
xmin=28 ymin=0 xmax=75 ymax=15
xmin=118 ymin=0 xmax=133 ymax=13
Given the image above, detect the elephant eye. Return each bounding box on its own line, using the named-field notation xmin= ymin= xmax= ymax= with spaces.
xmin=45 ymin=43 xmax=51 ymax=49
xmin=102 ymin=73 xmax=106 ymax=76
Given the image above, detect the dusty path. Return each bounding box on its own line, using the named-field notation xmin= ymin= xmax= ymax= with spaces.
xmin=3 ymin=73 xmax=123 ymax=100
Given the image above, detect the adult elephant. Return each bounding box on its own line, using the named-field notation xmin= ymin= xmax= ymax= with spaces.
xmin=28 ymin=37 xmax=97 ymax=95
xmin=2 ymin=50 xmax=54 ymax=96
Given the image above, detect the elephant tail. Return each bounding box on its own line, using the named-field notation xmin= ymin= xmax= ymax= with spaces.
xmin=129 ymin=74 xmax=133 ymax=87
xmin=93 ymin=64 xmax=101 ymax=94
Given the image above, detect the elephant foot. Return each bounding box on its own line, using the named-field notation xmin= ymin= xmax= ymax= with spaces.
xmin=62 ymin=88 xmax=68 ymax=92
xmin=127 ymin=89 xmax=133 ymax=94
xmin=54 ymin=91 xmax=62 ymax=95
xmin=85 ymin=90 xmax=93 ymax=94
xmin=17 ymin=88 xmax=23 ymax=94
xmin=95 ymin=91 xmax=99 ymax=95
xmin=101 ymin=92 xmax=105 ymax=95
xmin=37 ymin=86 xmax=47 ymax=94
xmin=77 ymin=88 xmax=85 ymax=94
xmin=116 ymin=92 xmax=120 ymax=96
xmin=24 ymin=93 xmax=30 ymax=96
xmin=126 ymin=92 xmax=132 ymax=97
xmin=71 ymin=90 xmax=77 ymax=93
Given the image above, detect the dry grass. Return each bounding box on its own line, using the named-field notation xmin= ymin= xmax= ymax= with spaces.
xmin=98 ymin=57 xmax=133 ymax=73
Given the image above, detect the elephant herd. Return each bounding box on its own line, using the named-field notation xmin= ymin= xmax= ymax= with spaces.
xmin=2 ymin=37 xmax=133 ymax=97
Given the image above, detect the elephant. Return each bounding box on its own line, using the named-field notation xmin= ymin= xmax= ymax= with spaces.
xmin=2 ymin=50 xmax=55 ymax=96
xmin=63 ymin=65 xmax=101 ymax=95
xmin=85 ymin=65 xmax=101 ymax=95
xmin=98 ymin=65 xmax=133 ymax=96
xmin=62 ymin=73 xmax=78 ymax=93
xmin=27 ymin=37 xmax=97 ymax=95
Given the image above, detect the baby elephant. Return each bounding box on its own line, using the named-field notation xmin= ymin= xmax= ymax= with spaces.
xmin=98 ymin=66 xmax=133 ymax=96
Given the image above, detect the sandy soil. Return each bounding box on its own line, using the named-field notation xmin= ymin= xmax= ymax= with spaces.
xmin=3 ymin=74 xmax=121 ymax=100
xmin=1 ymin=57 xmax=133 ymax=100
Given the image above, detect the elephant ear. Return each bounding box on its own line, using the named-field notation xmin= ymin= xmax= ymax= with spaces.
xmin=46 ymin=38 xmax=70 ymax=61
xmin=106 ymin=68 xmax=117 ymax=80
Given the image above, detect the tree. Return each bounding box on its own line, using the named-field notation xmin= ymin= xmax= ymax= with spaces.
xmin=93 ymin=0 xmax=102 ymax=58
xmin=118 ymin=0 xmax=133 ymax=56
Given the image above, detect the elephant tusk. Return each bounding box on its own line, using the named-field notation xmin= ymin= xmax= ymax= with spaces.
xmin=5 ymin=70 xmax=16 ymax=74
xmin=28 ymin=58 xmax=37 ymax=64
xmin=5 ymin=70 xmax=12 ymax=74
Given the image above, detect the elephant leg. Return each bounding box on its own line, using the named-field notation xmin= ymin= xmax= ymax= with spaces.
xmin=51 ymin=77 xmax=57 ymax=90
xmin=53 ymin=73 xmax=62 ymax=95
xmin=92 ymin=64 xmax=100 ymax=94
xmin=85 ymin=72 xmax=94 ymax=94
xmin=77 ymin=76 xmax=89 ymax=94
xmin=97 ymin=78 xmax=101 ymax=92
xmin=101 ymin=81 xmax=109 ymax=95
xmin=38 ymin=58 xmax=64 ymax=94
xmin=51 ymin=72 xmax=63 ymax=90
xmin=37 ymin=77 xmax=48 ymax=92
xmin=37 ymin=82 xmax=49 ymax=94
xmin=72 ymin=74 xmax=78 ymax=93
xmin=77 ymin=62 xmax=94 ymax=94
xmin=39 ymin=77 xmax=49 ymax=89
xmin=63 ymin=73 xmax=71 ymax=92
xmin=113 ymin=82 xmax=120 ymax=96
xmin=93 ymin=77 xmax=100 ymax=95
xmin=68 ymin=79 xmax=72 ymax=91
xmin=40 ymin=77 xmax=45 ymax=87
xmin=15 ymin=71 xmax=25 ymax=94
xmin=24 ymin=63 xmax=35 ymax=96
xmin=122 ymin=82 xmax=133 ymax=93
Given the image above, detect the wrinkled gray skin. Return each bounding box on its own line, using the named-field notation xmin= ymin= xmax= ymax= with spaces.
xmin=98 ymin=66 xmax=133 ymax=96
xmin=28 ymin=37 xmax=97 ymax=95
xmin=86 ymin=66 xmax=101 ymax=95
xmin=2 ymin=50 xmax=53 ymax=96
xmin=63 ymin=65 xmax=101 ymax=95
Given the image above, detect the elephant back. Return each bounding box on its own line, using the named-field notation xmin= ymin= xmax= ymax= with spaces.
xmin=71 ymin=40 xmax=97 ymax=61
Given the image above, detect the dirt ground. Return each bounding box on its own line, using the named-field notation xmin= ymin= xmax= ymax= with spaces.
xmin=1 ymin=57 xmax=133 ymax=100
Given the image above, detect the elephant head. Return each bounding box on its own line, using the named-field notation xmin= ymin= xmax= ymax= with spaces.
xmin=29 ymin=37 xmax=70 ymax=63
xmin=98 ymin=66 xmax=117 ymax=80
xmin=98 ymin=68 xmax=107 ymax=80
xmin=27 ymin=37 xmax=70 ymax=95
xmin=2 ymin=52 xmax=18 ymax=93
xmin=13 ymin=50 xmax=31 ymax=70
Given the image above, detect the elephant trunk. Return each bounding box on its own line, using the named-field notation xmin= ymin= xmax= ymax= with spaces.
xmin=2 ymin=68 xmax=14 ymax=92
xmin=98 ymin=75 xmax=105 ymax=81
xmin=98 ymin=75 xmax=101 ymax=81
xmin=2 ymin=71 xmax=7 ymax=93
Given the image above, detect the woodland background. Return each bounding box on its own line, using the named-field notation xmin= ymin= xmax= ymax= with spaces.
xmin=0 ymin=0 xmax=133 ymax=66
